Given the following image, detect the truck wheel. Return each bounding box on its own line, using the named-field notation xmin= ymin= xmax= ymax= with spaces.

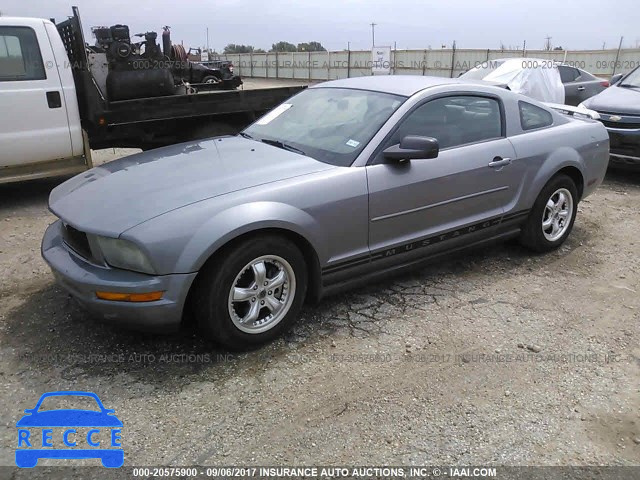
xmin=194 ymin=235 xmax=308 ymax=350
xmin=519 ymin=174 xmax=578 ymax=252
xmin=201 ymin=75 xmax=221 ymax=85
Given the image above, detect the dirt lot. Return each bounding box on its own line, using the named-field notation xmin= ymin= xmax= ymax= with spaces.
xmin=0 ymin=146 xmax=639 ymax=472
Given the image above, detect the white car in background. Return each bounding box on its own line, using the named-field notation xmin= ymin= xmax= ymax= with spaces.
xmin=461 ymin=58 xmax=565 ymax=104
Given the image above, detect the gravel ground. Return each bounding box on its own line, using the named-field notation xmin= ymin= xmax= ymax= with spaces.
xmin=0 ymin=148 xmax=638 ymax=473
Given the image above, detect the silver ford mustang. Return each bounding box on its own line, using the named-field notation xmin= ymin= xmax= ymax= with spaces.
xmin=42 ymin=76 xmax=609 ymax=349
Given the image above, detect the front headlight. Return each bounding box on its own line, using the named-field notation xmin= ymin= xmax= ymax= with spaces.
xmin=95 ymin=236 xmax=155 ymax=274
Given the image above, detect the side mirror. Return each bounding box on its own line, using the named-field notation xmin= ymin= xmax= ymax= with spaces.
xmin=610 ymin=73 xmax=623 ymax=85
xmin=383 ymin=136 xmax=439 ymax=162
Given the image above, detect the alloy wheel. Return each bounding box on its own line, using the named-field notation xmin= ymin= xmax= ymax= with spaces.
xmin=542 ymin=188 xmax=574 ymax=242
xmin=227 ymin=255 xmax=296 ymax=334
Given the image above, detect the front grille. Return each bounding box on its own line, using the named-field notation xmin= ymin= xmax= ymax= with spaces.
xmin=597 ymin=112 xmax=640 ymax=130
xmin=601 ymin=120 xmax=640 ymax=129
xmin=61 ymin=223 xmax=92 ymax=260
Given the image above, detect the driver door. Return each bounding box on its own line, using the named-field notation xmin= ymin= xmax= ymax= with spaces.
xmin=366 ymin=94 xmax=522 ymax=254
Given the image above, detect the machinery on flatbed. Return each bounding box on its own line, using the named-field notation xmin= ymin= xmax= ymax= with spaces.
xmin=56 ymin=7 xmax=303 ymax=149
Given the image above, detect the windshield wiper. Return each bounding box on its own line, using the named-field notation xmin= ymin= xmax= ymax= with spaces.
xmin=260 ymin=138 xmax=306 ymax=156
xmin=239 ymin=132 xmax=254 ymax=140
xmin=619 ymin=84 xmax=640 ymax=89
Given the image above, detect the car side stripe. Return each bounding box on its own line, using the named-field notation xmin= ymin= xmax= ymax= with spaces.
xmin=322 ymin=209 xmax=530 ymax=275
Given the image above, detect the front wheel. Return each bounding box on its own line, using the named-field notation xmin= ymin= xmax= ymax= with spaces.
xmin=194 ymin=235 xmax=308 ymax=349
xmin=519 ymin=174 xmax=578 ymax=252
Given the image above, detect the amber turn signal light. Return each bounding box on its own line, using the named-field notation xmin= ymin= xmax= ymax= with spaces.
xmin=96 ymin=291 xmax=164 ymax=302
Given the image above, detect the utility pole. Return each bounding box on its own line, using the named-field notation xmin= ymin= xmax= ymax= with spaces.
xmin=206 ymin=27 xmax=209 ymax=53
xmin=612 ymin=36 xmax=624 ymax=76
xmin=449 ymin=40 xmax=456 ymax=78
xmin=544 ymin=35 xmax=552 ymax=51
xmin=370 ymin=23 xmax=377 ymax=47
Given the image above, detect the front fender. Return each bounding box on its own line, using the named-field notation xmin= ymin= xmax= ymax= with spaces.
xmin=182 ymin=201 xmax=327 ymax=273
xmin=125 ymin=200 xmax=322 ymax=275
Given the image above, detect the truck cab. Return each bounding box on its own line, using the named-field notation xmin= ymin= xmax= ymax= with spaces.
xmin=0 ymin=17 xmax=91 ymax=184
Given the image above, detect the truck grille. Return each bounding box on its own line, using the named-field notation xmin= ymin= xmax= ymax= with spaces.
xmin=61 ymin=223 xmax=92 ymax=260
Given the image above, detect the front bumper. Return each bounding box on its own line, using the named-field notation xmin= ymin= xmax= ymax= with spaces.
xmin=610 ymin=152 xmax=640 ymax=168
xmin=608 ymin=124 xmax=640 ymax=168
xmin=41 ymin=220 xmax=197 ymax=332
xmin=600 ymin=116 xmax=640 ymax=169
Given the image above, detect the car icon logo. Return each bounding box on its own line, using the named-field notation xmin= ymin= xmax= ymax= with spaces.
xmin=609 ymin=115 xmax=622 ymax=122
xmin=15 ymin=391 xmax=123 ymax=468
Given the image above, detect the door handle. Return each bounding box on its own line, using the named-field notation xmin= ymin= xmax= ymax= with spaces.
xmin=488 ymin=157 xmax=512 ymax=168
xmin=46 ymin=91 xmax=62 ymax=108
xmin=577 ymin=86 xmax=586 ymax=91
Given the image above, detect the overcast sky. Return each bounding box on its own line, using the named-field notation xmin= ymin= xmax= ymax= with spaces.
xmin=2 ymin=0 xmax=639 ymax=52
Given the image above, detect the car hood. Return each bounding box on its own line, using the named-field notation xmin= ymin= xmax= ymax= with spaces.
xmin=582 ymin=85 xmax=640 ymax=115
xmin=49 ymin=137 xmax=334 ymax=236
xmin=16 ymin=410 xmax=123 ymax=427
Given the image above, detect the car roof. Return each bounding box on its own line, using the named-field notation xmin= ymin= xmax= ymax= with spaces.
xmin=312 ymin=75 xmax=471 ymax=97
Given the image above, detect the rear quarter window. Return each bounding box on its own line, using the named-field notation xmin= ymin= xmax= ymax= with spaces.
xmin=558 ymin=66 xmax=580 ymax=83
xmin=519 ymin=101 xmax=553 ymax=131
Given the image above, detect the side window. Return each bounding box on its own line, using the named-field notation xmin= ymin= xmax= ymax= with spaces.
xmin=0 ymin=26 xmax=46 ymax=81
xmin=380 ymin=95 xmax=503 ymax=157
xmin=558 ymin=66 xmax=579 ymax=83
xmin=519 ymin=101 xmax=553 ymax=130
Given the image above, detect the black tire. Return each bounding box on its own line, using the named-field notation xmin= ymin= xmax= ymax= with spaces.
xmin=193 ymin=235 xmax=308 ymax=350
xmin=222 ymin=79 xmax=239 ymax=90
xmin=519 ymin=174 xmax=578 ymax=252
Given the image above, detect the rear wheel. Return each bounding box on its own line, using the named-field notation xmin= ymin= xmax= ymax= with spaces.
xmin=519 ymin=174 xmax=578 ymax=252
xmin=194 ymin=235 xmax=307 ymax=349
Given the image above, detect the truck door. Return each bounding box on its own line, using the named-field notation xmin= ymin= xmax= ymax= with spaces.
xmin=0 ymin=22 xmax=74 ymax=168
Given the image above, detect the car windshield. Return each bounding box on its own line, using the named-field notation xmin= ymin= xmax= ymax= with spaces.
xmin=460 ymin=60 xmax=505 ymax=80
xmin=37 ymin=395 xmax=102 ymax=412
xmin=243 ymin=87 xmax=405 ymax=167
xmin=619 ymin=67 xmax=640 ymax=88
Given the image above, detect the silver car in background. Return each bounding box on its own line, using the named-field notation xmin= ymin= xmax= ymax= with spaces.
xmin=42 ymin=76 xmax=609 ymax=349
